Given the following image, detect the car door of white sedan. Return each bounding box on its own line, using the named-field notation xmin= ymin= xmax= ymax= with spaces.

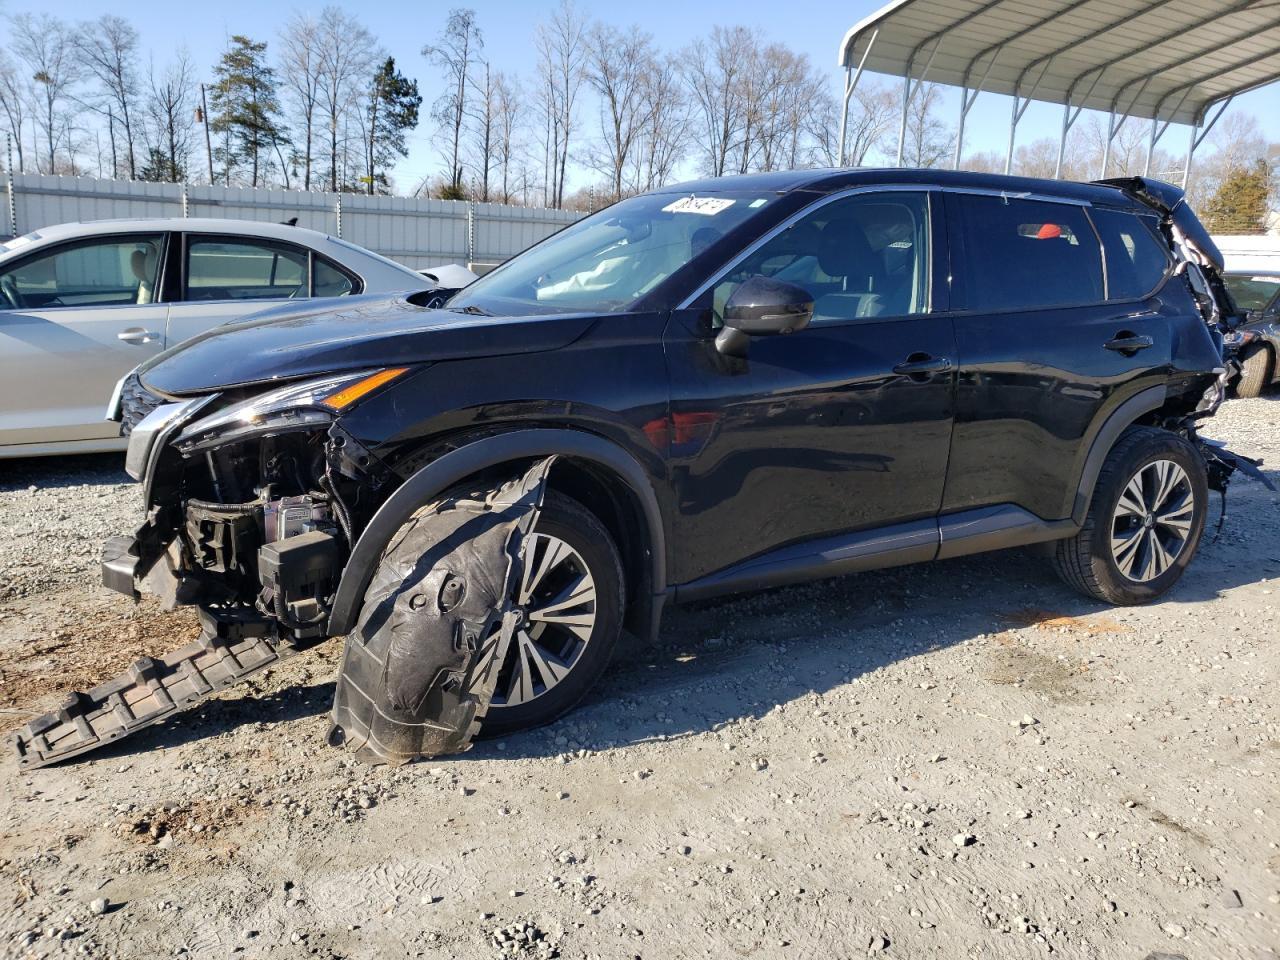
xmin=0 ymin=233 xmax=168 ymax=450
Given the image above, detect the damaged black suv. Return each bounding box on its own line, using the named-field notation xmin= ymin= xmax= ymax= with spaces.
xmin=15 ymin=169 xmax=1262 ymax=767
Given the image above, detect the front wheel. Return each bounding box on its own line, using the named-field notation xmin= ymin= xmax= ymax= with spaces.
xmin=481 ymin=491 xmax=624 ymax=736
xmin=1235 ymin=343 xmax=1274 ymax=399
xmin=1053 ymin=427 xmax=1208 ymax=605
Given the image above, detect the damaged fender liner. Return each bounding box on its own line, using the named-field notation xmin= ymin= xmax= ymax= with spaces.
xmin=328 ymin=457 xmax=553 ymax=765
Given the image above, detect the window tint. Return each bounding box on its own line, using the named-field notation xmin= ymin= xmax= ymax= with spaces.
xmin=185 ymin=238 xmax=308 ymax=301
xmin=707 ymin=191 xmax=930 ymax=323
xmin=313 ymin=256 xmax=356 ymax=297
xmin=0 ymin=235 xmax=164 ymax=309
xmin=954 ymin=195 xmax=1103 ymax=311
xmin=1090 ymin=208 xmax=1169 ymax=300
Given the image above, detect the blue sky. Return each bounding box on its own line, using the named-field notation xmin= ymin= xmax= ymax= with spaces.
xmin=12 ymin=0 xmax=1280 ymax=190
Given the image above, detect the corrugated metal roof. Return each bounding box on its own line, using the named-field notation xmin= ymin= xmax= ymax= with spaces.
xmin=839 ymin=0 xmax=1280 ymax=125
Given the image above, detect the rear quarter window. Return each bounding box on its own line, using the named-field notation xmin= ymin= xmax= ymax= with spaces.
xmin=952 ymin=194 xmax=1103 ymax=312
xmin=1089 ymin=208 xmax=1171 ymax=301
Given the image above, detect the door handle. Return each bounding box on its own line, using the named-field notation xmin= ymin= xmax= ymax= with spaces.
xmin=893 ymin=353 xmax=952 ymax=377
xmin=1104 ymin=334 xmax=1154 ymax=354
xmin=118 ymin=328 xmax=160 ymax=345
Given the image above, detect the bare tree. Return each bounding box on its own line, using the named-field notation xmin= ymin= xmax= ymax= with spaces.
xmin=492 ymin=71 xmax=523 ymax=203
xmin=11 ymin=13 xmax=83 ymax=175
xmin=278 ymin=11 xmax=323 ymax=190
xmin=534 ymin=1 xmax=587 ymax=207
xmin=584 ymin=22 xmax=652 ymax=201
xmin=76 ymin=15 xmax=140 ymax=178
xmin=140 ymin=52 xmax=196 ymax=182
xmin=683 ymin=26 xmax=754 ymax=178
xmin=424 ymin=8 xmax=482 ymax=197
xmin=633 ymin=53 xmax=687 ymax=191
xmin=900 ymin=82 xmax=954 ymax=168
xmin=316 ymin=6 xmax=378 ymax=192
xmin=466 ymin=60 xmax=496 ymax=201
xmin=814 ymin=81 xmax=895 ymax=167
xmin=0 ymin=50 xmax=27 ymax=171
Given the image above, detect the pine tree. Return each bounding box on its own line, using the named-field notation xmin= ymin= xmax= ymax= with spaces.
xmin=210 ymin=35 xmax=287 ymax=187
xmin=1201 ymin=160 xmax=1271 ymax=234
xmin=363 ymin=57 xmax=421 ymax=195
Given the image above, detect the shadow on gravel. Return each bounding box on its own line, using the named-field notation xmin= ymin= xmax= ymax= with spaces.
xmin=41 ymin=463 xmax=1280 ymax=767
xmin=0 ymin=453 xmax=129 ymax=492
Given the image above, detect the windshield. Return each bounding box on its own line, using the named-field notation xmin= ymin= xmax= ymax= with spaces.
xmin=1224 ymin=273 xmax=1280 ymax=312
xmin=446 ymin=191 xmax=778 ymax=315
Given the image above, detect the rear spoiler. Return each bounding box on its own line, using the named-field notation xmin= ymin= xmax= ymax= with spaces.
xmin=1093 ymin=176 xmax=1224 ymax=272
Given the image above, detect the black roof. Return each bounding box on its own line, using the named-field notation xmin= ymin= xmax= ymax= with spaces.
xmin=659 ymin=167 xmax=1134 ymax=207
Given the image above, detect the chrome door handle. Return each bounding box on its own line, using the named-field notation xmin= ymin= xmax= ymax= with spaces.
xmin=118 ymin=328 xmax=160 ymax=345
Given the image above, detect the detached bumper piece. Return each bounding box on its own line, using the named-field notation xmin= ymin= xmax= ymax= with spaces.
xmin=328 ymin=457 xmax=553 ymax=765
xmin=12 ymin=609 xmax=294 ymax=769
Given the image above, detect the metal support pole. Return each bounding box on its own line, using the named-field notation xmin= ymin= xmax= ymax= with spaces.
xmin=4 ymin=135 xmax=17 ymax=238
xmin=466 ymin=201 xmax=476 ymax=264
xmin=180 ymin=184 xmax=189 ymax=218
xmin=954 ymin=88 xmax=970 ymax=170
xmin=1054 ymin=101 xmax=1072 ymax=179
xmin=1181 ymin=121 xmax=1198 ymax=189
xmin=1004 ymin=96 xmax=1019 ymax=175
xmin=838 ymin=27 xmax=878 ymax=166
xmin=895 ymin=74 xmax=912 ymax=168
xmin=896 ymin=37 xmax=942 ymax=168
xmin=335 ymin=195 xmax=342 ymax=238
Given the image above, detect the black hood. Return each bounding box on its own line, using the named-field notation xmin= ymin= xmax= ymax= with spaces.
xmin=139 ymin=293 xmax=599 ymax=396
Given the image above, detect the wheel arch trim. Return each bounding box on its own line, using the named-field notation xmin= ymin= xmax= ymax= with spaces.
xmin=1070 ymin=384 xmax=1168 ymax=526
xmin=328 ymin=428 xmax=667 ymax=639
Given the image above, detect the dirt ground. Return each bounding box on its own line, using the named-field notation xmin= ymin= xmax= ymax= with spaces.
xmin=0 ymin=398 xmax=1277 ymax=960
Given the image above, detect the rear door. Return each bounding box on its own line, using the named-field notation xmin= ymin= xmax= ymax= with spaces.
xmin=664 ymin=189 xmax=957 ymax=586
xmin=0 ymin=233 xmax=168 ymax=447
xmin=165 ymin=234 xmax=350 ymax=347
xmin=941 ymin=192 xmax=1172 ymax=522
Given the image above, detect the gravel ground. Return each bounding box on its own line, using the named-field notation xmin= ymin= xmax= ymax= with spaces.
xmin=0 ymin=398 xmax=1276 ymax=960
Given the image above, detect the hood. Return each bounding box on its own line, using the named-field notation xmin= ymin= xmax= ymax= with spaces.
xmin=139 ymin=292 xmax=599 ymax=396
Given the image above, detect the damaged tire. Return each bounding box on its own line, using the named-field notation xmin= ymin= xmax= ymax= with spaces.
xmin=1053 ymin=427 xmax=1208 ymax=605
xmin=482 ymin=491 xmax=624 ymax=736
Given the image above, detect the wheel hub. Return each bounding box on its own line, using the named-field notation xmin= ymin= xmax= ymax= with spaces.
xmin=1110 ymin=458 xmax=1195 ymax=584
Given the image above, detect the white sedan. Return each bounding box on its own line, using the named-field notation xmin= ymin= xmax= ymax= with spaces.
xmin=0 ymin=218 xmax=434 ymax=458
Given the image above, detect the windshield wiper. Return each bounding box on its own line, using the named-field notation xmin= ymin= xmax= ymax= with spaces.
xmin=450 ymin=304 xmax=493 ymax=317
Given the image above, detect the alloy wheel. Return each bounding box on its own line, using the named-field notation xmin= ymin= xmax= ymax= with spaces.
xmin=1110 ymin=459 xmax=1195 ymax=583
xmin=490 ymin=532 xmax=597 ymax=708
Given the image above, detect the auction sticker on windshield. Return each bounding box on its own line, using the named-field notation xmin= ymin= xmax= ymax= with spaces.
xmin=662 ymin=197 xmax=736 ymax=216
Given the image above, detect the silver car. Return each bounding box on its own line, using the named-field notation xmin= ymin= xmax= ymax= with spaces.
xmin=0 ymin=218 xmax=432 ymax=458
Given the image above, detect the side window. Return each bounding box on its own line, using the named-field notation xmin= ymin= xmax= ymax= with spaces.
xmin=954 ymin=195 xmax=1103 ymax=311
xmin=0 ymin=235 xmax=164 ymax=309
xmin=1089 ymin=208 xmax=1170 ymax=300
xmin=706 ymin=191 xmax=930 ymax=324
xmin=313 ymin=256 xmax=357 ymax=297
xmin=185 ymin=237 xmax=308 ymax=302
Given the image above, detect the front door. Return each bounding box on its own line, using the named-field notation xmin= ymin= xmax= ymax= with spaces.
xmin=664 ymin=190 xmax=956 ymax=586
xmin=0 ymin=233 xmax=167 ymax=447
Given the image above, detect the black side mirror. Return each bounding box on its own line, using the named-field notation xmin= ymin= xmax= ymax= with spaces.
xmin=716 ymin=275 xmax=814 ymax=358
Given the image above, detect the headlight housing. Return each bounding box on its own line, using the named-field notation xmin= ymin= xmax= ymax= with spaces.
xmin=175 ymin=368 xmax=409 ymax=454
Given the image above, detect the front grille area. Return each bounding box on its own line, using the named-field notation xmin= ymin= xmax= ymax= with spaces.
xmin=119 ymin=373 xmax=163 ymax=436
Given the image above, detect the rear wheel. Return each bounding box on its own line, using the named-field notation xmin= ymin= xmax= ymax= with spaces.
xmin=1235 ymin=343 xmax=1274 ymax=398
xmin=481 ymin=491 xmax=624 ymax=736
xmin=1053 ymin=427 xmax=1208 ymax=605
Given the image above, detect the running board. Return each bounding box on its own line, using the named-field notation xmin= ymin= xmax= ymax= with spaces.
xmin=11 ymin=611 xmax=302 ymax=769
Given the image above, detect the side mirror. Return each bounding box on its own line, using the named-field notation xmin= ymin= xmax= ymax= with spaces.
xmin=716 ymin=275 xmax=814 ymax=358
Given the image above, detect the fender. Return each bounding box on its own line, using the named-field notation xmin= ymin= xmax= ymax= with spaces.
xmin=1070 ymin=384 xmax=1167 ymax=525
xmin=327 ymin=428 xmax=668 ymax=639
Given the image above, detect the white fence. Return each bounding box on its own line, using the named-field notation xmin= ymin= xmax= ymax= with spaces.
xmin=0 ymin=171 xmax=581 ymax=269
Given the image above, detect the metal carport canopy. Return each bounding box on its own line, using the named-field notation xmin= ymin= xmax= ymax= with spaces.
xmin=836 ymin=0 xmax=1280 ymax=177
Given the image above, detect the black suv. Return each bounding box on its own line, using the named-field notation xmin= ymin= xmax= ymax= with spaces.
xmin=101 ymin=170 xmax=1239 ymax=737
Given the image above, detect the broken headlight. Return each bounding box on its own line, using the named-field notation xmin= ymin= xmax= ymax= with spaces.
xmin=175 ymin=368 xmax=408 ymax=454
